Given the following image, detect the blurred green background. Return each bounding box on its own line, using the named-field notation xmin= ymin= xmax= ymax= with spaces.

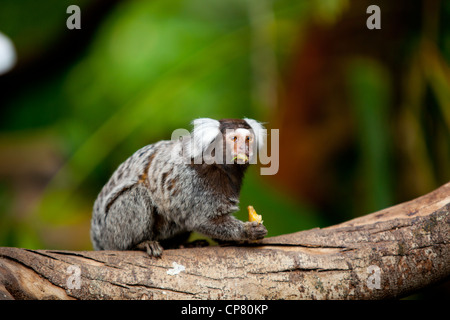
xmin=0 ymin=0 xmax=449 ymax=298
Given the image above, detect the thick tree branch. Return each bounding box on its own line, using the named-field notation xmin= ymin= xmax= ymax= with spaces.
xmin=0 ymin=182 xmax=449 ymax=300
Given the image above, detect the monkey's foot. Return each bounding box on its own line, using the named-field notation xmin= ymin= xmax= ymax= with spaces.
xmin=135 ymin=240 xmax=163 ymax=258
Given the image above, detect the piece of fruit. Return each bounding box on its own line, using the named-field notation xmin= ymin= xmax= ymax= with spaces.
xmin=248 ymin=205 xmax=262 ymax=224
xmin=232 ymin=153 xmax=249 ymax=162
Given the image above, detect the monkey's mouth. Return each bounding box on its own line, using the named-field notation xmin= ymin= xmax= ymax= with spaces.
xmin=232 ymin=153 xmax=249 ymax=164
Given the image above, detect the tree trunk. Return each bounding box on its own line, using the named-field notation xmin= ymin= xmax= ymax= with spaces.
xmin=0 ymin=182 xmax=449 ymax=300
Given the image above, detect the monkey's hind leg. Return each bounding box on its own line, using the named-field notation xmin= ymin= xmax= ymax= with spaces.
xmin=134 ymin=240 xmax=163 ymax=258
xmin=99 ymin=184 xmax=160 ymax=256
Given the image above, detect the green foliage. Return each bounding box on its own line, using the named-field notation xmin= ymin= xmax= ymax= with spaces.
xmin=0 ymin=0 xmax=312 ymax=250
xmin=346 ymin=59 xmax=393 ymax=213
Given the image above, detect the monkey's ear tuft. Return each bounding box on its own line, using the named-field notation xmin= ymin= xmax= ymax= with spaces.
xmin=244 ymin=118 xmax=265 ymax=149
xmin=190 ymin=118 xmax=221 ymax=158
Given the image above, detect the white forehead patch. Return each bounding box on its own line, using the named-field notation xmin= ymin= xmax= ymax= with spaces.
xmin=234 ymin=128 xmax=252 ymax=137
xmin=225 ymin=128 xmax=253 ymax=140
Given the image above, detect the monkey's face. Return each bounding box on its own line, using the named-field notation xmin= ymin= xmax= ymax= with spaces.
xmin=224 ymin=128 xmax=255 ymax=164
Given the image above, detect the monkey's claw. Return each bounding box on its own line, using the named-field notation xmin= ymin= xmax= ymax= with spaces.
xmin=136 ymin=240 xmax=163 ymax=258
xmin=244 ymin=221 xmax=268 ymax=240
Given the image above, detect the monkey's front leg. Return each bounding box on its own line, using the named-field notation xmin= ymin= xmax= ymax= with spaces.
xmin=195 ymin=215 xmax=267 ymax=242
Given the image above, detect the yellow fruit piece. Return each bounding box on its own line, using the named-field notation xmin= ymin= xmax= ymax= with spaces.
xmin=248 ymin=205 xmax=262 ymax=224
xmin=232 ymin=154 xmax=249 ymax=162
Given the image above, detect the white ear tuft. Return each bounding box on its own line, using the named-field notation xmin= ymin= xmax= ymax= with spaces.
xmin=190 ymin=118 xmax=220 ymax=158
xmin=244 ymin=118 xmax=265 ymax=150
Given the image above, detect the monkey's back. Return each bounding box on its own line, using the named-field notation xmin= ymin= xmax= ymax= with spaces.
xmin=90 ymin=137 xmax=242 ymax=251
xmin=90 ymin=140 xmax=175 ymax=249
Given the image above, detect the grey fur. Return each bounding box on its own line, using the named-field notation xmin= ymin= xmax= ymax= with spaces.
xmin=91 ymin=118 xmax=267 ymax=257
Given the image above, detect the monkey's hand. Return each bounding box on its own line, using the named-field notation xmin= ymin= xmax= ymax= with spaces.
xmin=194 ymin=215 xmax=267 ymax=242
xmin=244 ymin=221 xmax=267 ymax=240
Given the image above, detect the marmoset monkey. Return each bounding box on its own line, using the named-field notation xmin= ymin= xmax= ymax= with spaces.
xmin=91 ymin=118 xmax=267 ymax=257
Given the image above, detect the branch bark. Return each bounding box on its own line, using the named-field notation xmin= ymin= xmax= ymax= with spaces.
xmin=1 ymin=182 xmax=449 ymax=300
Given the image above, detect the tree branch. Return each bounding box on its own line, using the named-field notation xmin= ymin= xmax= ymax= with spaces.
xmin=1 ymin=182 xmax=449 ymax=300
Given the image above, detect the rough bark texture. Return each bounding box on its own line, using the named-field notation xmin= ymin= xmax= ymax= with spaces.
xmin=0 ymin=182 xmax=449 ymax=300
